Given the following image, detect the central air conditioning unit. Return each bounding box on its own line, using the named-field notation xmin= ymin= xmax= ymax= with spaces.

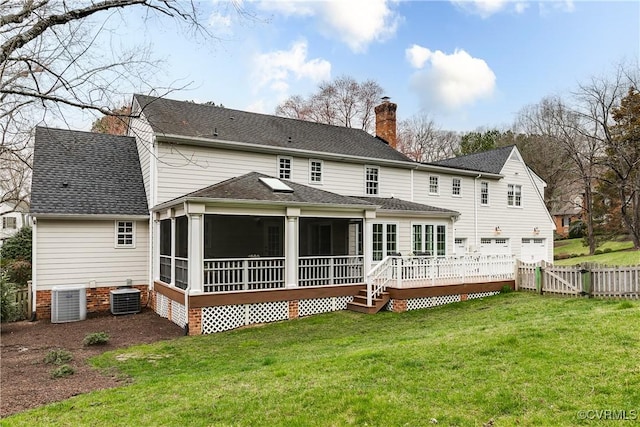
xmin=51 ymin=285 xmax=87 ymax=323
xmin=110 ymin=288 xmax=141 ymax=315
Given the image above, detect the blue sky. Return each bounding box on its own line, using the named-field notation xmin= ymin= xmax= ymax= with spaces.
xmin=91 ymin=0 xmax=639 ymax=132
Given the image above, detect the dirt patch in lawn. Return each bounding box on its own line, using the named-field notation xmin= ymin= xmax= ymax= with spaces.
xmin=0 ymin=309 xmax=184 ymax=418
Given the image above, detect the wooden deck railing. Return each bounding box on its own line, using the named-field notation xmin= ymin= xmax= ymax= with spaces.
xmin=203 ymin=257 xmax=285 ymax=292
xmin=298 ymin=256 xmax=364 ymax=287
xmin=367 ymin=254 xmax=516 ymax=305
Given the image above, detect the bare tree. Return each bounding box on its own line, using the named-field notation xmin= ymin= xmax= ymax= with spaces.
xmin=1 ymin=0 xmax=244 ymax=208
xmin=573 ymin=64 xmax=639 ymax=248
xmin=396 ymin=113 xmax=459 ymax=162
xmin=518 ymin=96 xmax=603 ymax=254
xmin=275 ymin=75 xmax=384 ymax=133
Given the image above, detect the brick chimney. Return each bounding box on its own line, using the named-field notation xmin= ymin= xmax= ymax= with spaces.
xmin=375 ymin=97 xmax=397 ymax=149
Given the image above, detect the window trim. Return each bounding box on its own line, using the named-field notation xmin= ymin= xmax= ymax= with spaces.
xmin=372 ymin=221 xmax=399 ymax=261
xmin=365 ymin=165 xmax=379 ymax=196
xmin=2 ymin=216 xmax=17 ymax=229
xmin=309 ymin=159 xmax=323 ymax=184
xmin=452 ymin=177 xmax=462 ymax=197
xmin=115 ymin=220 xmax=135 ymax=248
xmin=507 ymin=183 xmax=522 ymax=207
xmin=278 ymin=155 xmax=292 ymax=180
xmin=429 ymin=175 xmax=440 ymax=195
xmin=480 ymin=181 xmax=489 ymax=206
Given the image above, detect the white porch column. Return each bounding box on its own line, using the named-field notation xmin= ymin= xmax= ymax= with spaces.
xmin=186 ymin=202 xmax=205 ymax=294
xmin=285 ymin=207 xmax=300 ymax=288
xmin=363 ymin=210 xmax=376 ymax=276
xmin=170 ymin=212 xmax=176 ymax=286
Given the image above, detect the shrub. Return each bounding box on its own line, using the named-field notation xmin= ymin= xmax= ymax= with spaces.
xmin=0 ymin=273 xmax=20 ymax=323
xmin=594 ymin=249 xmax=603 ymax=255
xmin=83 ymin=332 xmax=110 ymax=346
xmin=0 ymin=226 xmax=32 ymax=263
xmin=501 ymin=285 xmax=513 ymax=293
xmin=44 ymin=349 xmax=73 ymax=365
xmin=51 ymin=364 xmax=75 ymax=378
xmin=603 ymin=248 xmax=612 ymax=253
xmin=568 ymin=220 xmax=585 ymax=239
xmin=5 ymin=259 xmax=31 ymax=287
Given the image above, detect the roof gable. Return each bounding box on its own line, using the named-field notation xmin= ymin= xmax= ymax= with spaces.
xmin=133 ymin=94 xmax=411 ymax=163
xmin=31 ymin=127 xmax=148 ymax=216
xmin=429 ymin=145 xmax=515 ymax=174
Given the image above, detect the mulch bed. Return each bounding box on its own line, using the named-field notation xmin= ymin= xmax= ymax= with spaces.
xmin=0 ymin=309 xmax=184 ymax=418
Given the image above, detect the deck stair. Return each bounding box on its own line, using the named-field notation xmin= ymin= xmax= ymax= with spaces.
xmin=347 ymin=288 xmax=390 ymax=314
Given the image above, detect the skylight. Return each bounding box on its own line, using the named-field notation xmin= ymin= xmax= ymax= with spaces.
xmin=259 ymin=177 xmax=294 ymax=193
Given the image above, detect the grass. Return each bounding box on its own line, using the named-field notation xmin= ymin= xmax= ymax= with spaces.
xmin=554 ymin=238 xmax=638 ymax=266
xmin=3 ymin=293 xmax=639 ymax=426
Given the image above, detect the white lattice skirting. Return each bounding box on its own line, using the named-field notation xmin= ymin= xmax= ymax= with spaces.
xmin=299 ymin=296 xmax=353 ymax=317
xmin=388 ymin=291 xmax=501 ymax=312
xmin=199 ymin=296 xmax=354 ymax=334
xmin=171 ymin=300 xmax=187 ymax=327
xmin=156 ymin=293 xmax=169 ymax=318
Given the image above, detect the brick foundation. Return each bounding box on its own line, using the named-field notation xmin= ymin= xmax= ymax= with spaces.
xmin=460 ymin=294 xmax=468 ymax=301
xmin=188 ymin=308 xmax=202 ymax=335
xmin=288 ymin=300 xmax=299 ymax=319
xmin=392 ymin=299 xmax=407 ymax=313
xmin=35 ymin=285 xmax=148 ymax=321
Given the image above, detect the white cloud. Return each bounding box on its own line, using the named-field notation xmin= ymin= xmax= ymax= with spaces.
xmin=252 ymin=40 xmax=331 ymax=95
xmin=451 ymin=0 xmax=509 ymax=18
xmin=256 ymin=0 xmax=400 ymax=53
xmin=406 ymin=46 xmax=496 ymax=111
xmin=406 ymin=44 xmax=432 ymax=69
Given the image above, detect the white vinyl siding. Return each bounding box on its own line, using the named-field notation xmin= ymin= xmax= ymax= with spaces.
xmin=129 ymin=105 xmax=154 ymax=207
xmin=35 ymin=219 xmax=149 ymax=289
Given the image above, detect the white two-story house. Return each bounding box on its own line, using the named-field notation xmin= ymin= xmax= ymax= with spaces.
xmin=30 ymin=95 xmax=554 ymax=333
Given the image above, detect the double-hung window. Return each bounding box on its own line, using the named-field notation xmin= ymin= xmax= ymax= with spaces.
xmin=452 ymin=178 xmax=461 ymax=196
xmin=365 ymin=166 xmax=379 ymax=195
xmin=480 ymin=181 xmax=489 ymax=205
xmin=278 ymin=156 xmax=292 ymax=179
xmin=115 ymin=221 xmax=134 ymax=247
xmin=2 ymin=217 xmax=16 ymax=229
xmin=429 ymin=176 xmax=439 ymax=195
xmin=507 ymin=184 xmax=522 ymax=207
xmin=309 ymin=159 xmax=323 ymax=183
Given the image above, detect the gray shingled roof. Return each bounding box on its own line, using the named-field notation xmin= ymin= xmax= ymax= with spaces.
xmin=170 ymin=172 xmax=376 ymax=208
xmin=134 ymin=94 xmax=411 ymax=162
xmin=429 ymin=145 xmax=515 ymax=174
xmin=355 ymin=197 xmax=459 ymax=216
xmin=31 ymin=127 xmax=148 ymax=216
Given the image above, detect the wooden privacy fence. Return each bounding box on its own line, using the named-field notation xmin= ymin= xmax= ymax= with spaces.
xmin=517 ymin=261 xmax=639 ymax=298
xmin=14 ymin=283 xmax=31 ymax=320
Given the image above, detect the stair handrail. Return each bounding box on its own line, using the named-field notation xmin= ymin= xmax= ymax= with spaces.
xmin=366 ymin=256 xmax=396 ymax=306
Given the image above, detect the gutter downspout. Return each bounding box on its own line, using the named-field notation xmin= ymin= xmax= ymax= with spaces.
xmin=31 ymin=218 xmax=37 ymax=321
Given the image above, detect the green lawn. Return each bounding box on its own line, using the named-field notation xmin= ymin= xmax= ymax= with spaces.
xmin=554 ymin=238 xmax=638 ymax=266
xmin=4 ymin=293 xmax=639 ymax=426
